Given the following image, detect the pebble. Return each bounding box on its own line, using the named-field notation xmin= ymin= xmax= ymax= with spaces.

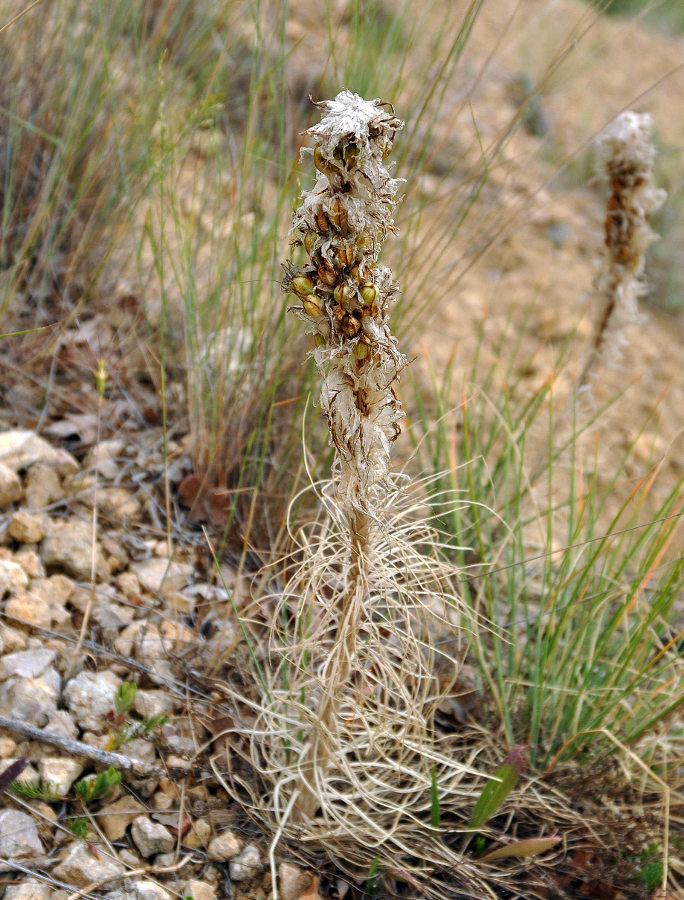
xmin=126 ymin=882 xmax=171 ymax=900
xmin=97 ymin=795 xmax=146 ymax=841
xmin=43 ymin=709 xmax=79 ymax=739
xmin=85 ymin=439 xmax=125 ymax=479
xmin=3 ymin=881 xmax=52 ymax=900
xmin=133 ymin=689 xmax=177 ymax=719
xmin=25 ymin=463 xmax=64 ymax=508
xmin=130 ymin=815 xmax=174 ymax=857
xmin=41 ymin=518 xmax=109 ymax=581
xmin=0 ymin=558 xmax=29 ymax=597
xmin=4 ymin=591 xmax=51 ymax=627
xmin=0 ymin=462 xmax=22 ymax=508
xmin=0 ymin=621 xmax=27 ymax=651
xmin=38 ymin=756 xmax=84 ymax=795
xmin=63 ymin=669 xmax=121 ymax=730
xmin=279 ymin=862 xmax=309 ymax=900
xmin=0 ymin=648 xmax=55 ymax=680
xmin=100 ymin=486 xmax=141 ymax=519
xmin=0 ymin=736 xmax=17 ymax=757
xmin=131 ymin=556 xmax=193 ymax=596
xmin=15 ymin=549 xmax=45 ymax=578
xmin=183 ymin=880 xmax=217 ymax=900
xmin=9 ymin=510 xmax=48 ymax=543
xmin=53 ymin=841 xmax=125 ymax=888
xmin=229 ymin=843 xmax=261 ymax=882
xmin=207 ymin=828 xmax=241 ymax=862
xmin=0 ymin=429 xmax=78 ymax=477
xmin=0 ymin=810 xmax=43 ymax=869
xmin=0 ymin=675 xmax=59 ymax=725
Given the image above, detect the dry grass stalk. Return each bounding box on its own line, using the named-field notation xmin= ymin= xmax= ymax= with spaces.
xmin=579 ymin=111 xmax=666 ymax=389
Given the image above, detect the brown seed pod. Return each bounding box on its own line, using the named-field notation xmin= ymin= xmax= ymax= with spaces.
xmin=334 ymin=243 xmax=354 ymax=268
xmin=313 ymin=333 xmax=326 ymax=347
xmin=341 ymin=313 xmax=361 ymax=337
xmin=318 ymin=261 xmax=337 ymax=286
xmin=331 ymin=302 xmax=345 ymax=322
xmin=316 ymin=209 xmax=331 ymax=232
xmin=329 ymin=197 xmax=348 ymax=231
xmin=314 ymin=146 xmax=341 ymax=178
xmin=350 ymin=263 xmax=372 ymax=283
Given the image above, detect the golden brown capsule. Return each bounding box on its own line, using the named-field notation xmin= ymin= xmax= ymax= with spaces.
xmin=316 ymin=209 xmax=330 ymax=232
xmin=318 ymin=262 xmax=337 ymax=286
xmin=313 ymin=333 xmax=326 ymax=347
xmin=334 ymin=243 xmax=354 ymax=268
xmin=343 ymin=142 xmax=360 ymax=167
xmin=303 ymin=231 xmax=317 ymax=256
xmin=350 ymin=263 xmax=372 ymax=283
xmin=329 ymin=198 xmax=348 ymax=231
xmin=353 ymin=340 xmax=369 ymax=360
xmin=331 ymin=302 xmax=345 ymax=322
xmin=341 ymin=313 xmax=361 ymax=337
xmin=290 ymin=275 xmax=315 ymax=297
xmin=360 ymin=282 xmax=379 ymax=306
xmin=302 ymin=297 xmax=324 ymax=317
xmin=333 ymin=282 xmax=353 ymax=307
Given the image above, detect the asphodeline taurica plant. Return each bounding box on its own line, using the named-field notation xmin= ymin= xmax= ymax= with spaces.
xmin=282 ymin=90 xmax=406 ymax=517
xmin=580 ymin=111 xmax=666 ymax=387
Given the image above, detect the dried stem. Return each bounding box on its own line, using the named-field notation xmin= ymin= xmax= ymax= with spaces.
xmin=579 ymin=111 xmax=666 ymax=390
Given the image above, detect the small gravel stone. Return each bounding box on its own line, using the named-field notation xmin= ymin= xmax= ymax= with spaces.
xmin=133 ymin=689 xmax=177 ymax=719
xmin=54 ymin=841 xmax=125 ymax=888
xmin=4 ymin=880 xmax=52 ymax=900
xmin=0 ymin=675 xmax=59 ymax=725
xmin=38 ymin=757 xmax=84 ymax=795
xmin=0 ymin=430 xmax=78 ymax=476
xmin=130 ymin=815 xmax=175 ymax=857
xmin=9 ymin=510 xmax=48 ymax=543
xmin=4 ymin=591 xmax=51 ymax=627
xmin=43 ymin=709 xmax=79 ymax=739
xmin=190 ymin=818 xmax=212 ymax=847
xmin=126 ymin=882 xmax=171 ymax=900
xmin=229 ymin=843 xmax=261 ymax=882
xmin=0 ymin=648 xmax=55 ymax=680
xmin=0 ymin=736 xmax=17 ymax=757
xmin=14 ymin=549 xmax=45 ymax=578
xmin=100 ymin=486 xmax=141 ymax=519
xmin=0 ymin=758 xmax=39 ymax=783
xmin=0 ymin=559 xmax=29 ymax=597
xmin=279 ymin=862 xmax=309 ymax=900
xmin=131 ymin=557 xmax=193 ymax=596
xmin=207 ymin=828 xmax=241 ymax=862
xmin=63 ymin=669 xmax=121 ymax=730
xmin=0 ymin=810 xmax=43 ymax=869
xmin=183 ymin=880 xmax=217 ymax=900
xmin=0 ymin=622 xmax=27 ymax=651
xmin=24 ymin=463 xmax=64 ymax=507
xmin=85 ymin=439 xmax=125 ymax=479
xmin=97 ymin=795 xmax=146 ymax=841
xmin=0 ymin=462 xmax=22 ymax=508
xmin=41 ymin=518 xmax=108 ymax=581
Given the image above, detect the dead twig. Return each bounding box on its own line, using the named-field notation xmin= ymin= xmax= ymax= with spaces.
xmin=0 ymin=716 xmax=162 ymax=778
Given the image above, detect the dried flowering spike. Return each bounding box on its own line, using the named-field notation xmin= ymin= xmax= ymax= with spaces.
xmin=282 ymin=90 xmax=406 ymax=514
xmin=580 ymin=111 xmax=666 ymax=386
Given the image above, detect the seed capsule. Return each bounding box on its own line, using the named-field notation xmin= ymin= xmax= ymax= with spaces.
xmin=314 ymin=146 xmax=339 ymax=177
xmin=360 ymin=282 xmax=379 ymax=305
xmin=291 ymin=275 xmax=315 ymax=297
xmin=343 ymin=142 xmax=360 ymax=167
xmin=318 ymin=262 xmax=337 ymax=286
xmin=302 ymin=297 xmax=323 ymax=317
xmin=316 ymin=209 xmax=330 ymax=232
xmin=304 ymin=231 xmax=317 ymax=256
xmin=353 ymin=340 xmax=369 ymax=360
xmin=329 ymin=198 xmax=348 ymax=231
xmin=333 ymin=282 xmax=353 ymax=307
xmin=350 ymin=263 xmax=372 ymax=283
xmin=334 ymin=243 xmax=354 ymax=268
xmin=341 ymin=313 xmax=361 ymax=337
xmin=314 ymin=333 xmax=326 ymax=347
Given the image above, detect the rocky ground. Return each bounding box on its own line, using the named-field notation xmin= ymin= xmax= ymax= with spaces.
xmin=0 ymin=429 xmax=326 ymax=900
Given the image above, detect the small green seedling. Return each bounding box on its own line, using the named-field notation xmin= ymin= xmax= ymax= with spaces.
xmin=468 ymin=746 xmax=527 ymax=831
xmin=430 ymin=765 xmax=440 ymax=828
xmin=9 ymin=777 xmax=63 ymax=803
xmin=68 ymin=816 xmax=90 ymax=840
xmin=114 ymin=681 xmax=138 ymax=718
xmin=75 ymin=766 xmax=121 ymax=803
